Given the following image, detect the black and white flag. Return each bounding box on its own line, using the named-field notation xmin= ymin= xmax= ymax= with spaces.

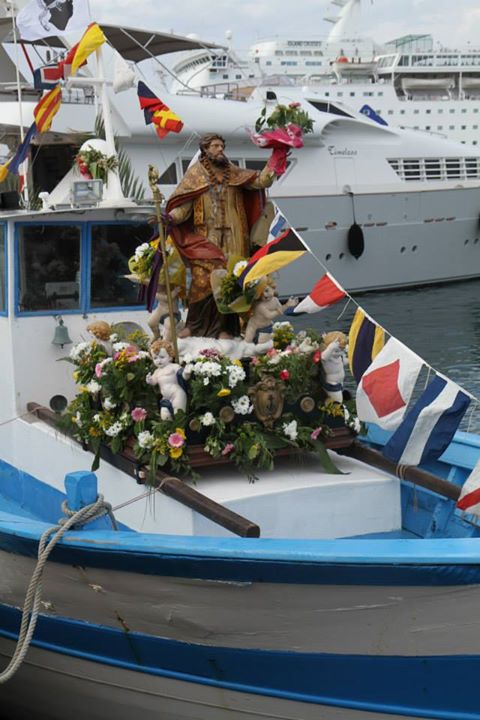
xmin=17 ymin=0 xmax=91 ymax=41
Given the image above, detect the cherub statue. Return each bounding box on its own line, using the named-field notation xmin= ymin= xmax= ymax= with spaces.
xmin=178 ymin=335 xmax=273 ymax=361
xmin=147 ymin=285 xmax=183 ymax=341
xmin=244 ymin=279 xmax=298 ymax=344
xmin=87 ymin=320 xmax=113 ymax=354
xmin=320 ymin=331 xmax=348 ymax=403
xmin=124 ymin=274 xmax=183 ymax=342
xmin=146 ymin=339 xmax=191 ymax=420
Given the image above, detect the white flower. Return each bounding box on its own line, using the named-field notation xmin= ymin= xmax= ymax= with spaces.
xmin=273 ymin=321 xmax=293 ymax=331
xmin=112 ymin=342 xmax=130 ymax=352
xmin=233 ymin=260 xmax=248 ymax=277
xmin=69 ymin=341 xmax=93 ymax=361
xmin=134 ymin=242 xmax=150 ymax=260
xmin=74 ymin=412 xmax=82 ymax=426
xmin=138 ymin=430 xmax=154 ymax=449
xmin=93 ymin=414 xmax=101 ymax=423
xmin=193 ymin=360 xmax=222 ymax=378
xmin=231 ymin=395 xmax=253 ymax=415
xmin=86 ymin=380 xmax=101 ymax=394
xmin=267 ymin=354 xmax=281 ymax=366
xmin=283 ymin=419 xmax=298 ymax=441
xmin=203 ymin=377 xmax=210 ymax=386
xmin=201 ymin=412 xmax=215 ymax=426
xmin=105 ymin=422 xmax=123 ymax=438
xmin=103 ymin=397 xmax=116 ymax=410
xmin=109 ymin=333 xmax=118 ymax=342
xmin=138 ymin=351 xmax=150 ymax=359
xmin=182 ymin=352 xmax=193 ymax=364
xmin=227 ymin=364 xmax=246 ymax=388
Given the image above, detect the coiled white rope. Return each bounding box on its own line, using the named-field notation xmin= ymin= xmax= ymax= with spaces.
xmin=0 ymin=494 xmax=117 ymax=684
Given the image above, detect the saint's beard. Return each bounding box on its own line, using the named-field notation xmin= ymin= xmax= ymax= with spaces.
xmin=206 ymin=152 xmax=229 ymax=168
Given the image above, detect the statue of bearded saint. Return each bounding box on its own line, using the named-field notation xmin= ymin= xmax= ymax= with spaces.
xmin=37 ymin=0 xmax=74 ymax=32
xmin=165 ymin=133 xmax=281 ymax=339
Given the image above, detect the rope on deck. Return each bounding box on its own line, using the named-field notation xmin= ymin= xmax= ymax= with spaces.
xmin=0 ymin=495 xmax=117 ymax=684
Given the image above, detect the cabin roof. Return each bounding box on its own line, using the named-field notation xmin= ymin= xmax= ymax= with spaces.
xmin=0 ymin=20 xmax=225 ymax=62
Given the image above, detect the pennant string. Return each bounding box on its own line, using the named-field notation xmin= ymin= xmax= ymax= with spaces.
xmin=277 ymin=202 xmax=480 ymax=406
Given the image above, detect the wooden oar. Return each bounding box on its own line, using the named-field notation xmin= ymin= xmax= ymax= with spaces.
xmin=27 ymin=403 xmax=260 ymax=538
xmin=343 ymin=441 xmax=461 ymax=502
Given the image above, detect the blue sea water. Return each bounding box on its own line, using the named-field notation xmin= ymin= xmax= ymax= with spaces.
xmin=290 ymin=277 xmax=480 ymax=431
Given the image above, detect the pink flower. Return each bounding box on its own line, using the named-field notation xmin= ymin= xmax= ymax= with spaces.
xmin=200 ymin=348 xmax=221 ymax=359
xmin=311 ymin=427 xmax=322 ymax=441
xmin=289 ymin=101 xmax=301 ymax=108
xmin=95 ymin=363 xmax=103 ymax=378
xmin=222 ymin=443 xmax=234 ymax=456
xmin=280 ymin=369 xmax=290 ymax=381
xmin=267 ymin=348 xmax=278 ymax=358
xmin=313 ymin=350 xmax=322 ymax=364
xmin=168 ymin=432 xmax=185 ymax=449
xmin=250 ymin=356 xmax=260 ymax=366
xmin=131 ymin=407 xmax=147 ymax=423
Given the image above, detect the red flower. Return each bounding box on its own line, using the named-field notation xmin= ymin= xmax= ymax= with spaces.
xmin=313 ymin=350 xmax=322 ymax=364
xmin=280 ymin=369 xmax=290 ymax=381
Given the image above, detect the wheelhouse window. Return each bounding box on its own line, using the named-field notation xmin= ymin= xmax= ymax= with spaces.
xmin=18 ymin=224 xmax=81 ymax=312
xmin=0 ymin=225 xmax=5 ymax=314
xmin=90 ymin=223 xmax=153 ymax=308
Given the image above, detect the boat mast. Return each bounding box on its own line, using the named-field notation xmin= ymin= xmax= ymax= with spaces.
xmin=325 ymin=0 xmax=362 ymax=42
xmin=5 ymin=0 xmax=29 ymax=207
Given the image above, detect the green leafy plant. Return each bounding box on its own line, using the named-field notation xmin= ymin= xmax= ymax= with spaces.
xmin=255 ymin=102 xmax=315 ymax=134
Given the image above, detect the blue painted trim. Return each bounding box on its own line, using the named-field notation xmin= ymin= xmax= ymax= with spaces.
xmin=0 ymin=223 xmax=7 ymax=316
xmin=13 ymin=220 xmax=149 ymax=317
xmin=0 ymin=603 xmax=479 ymax=719
xmin=5 ymin=514 xmax=480 ymax=583
xmin=0 ymin=457 xmax=130 ymax=530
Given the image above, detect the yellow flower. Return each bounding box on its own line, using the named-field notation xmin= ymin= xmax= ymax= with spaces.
xmin=79 ymin=386 xmax=88 ymax=393
xmin=73 ymin=371 xmax=79 ymax=381
xmin=217 ymin=388 xmax=231 ymax=397
xmin=175 ymin=427 xmax=186 ymax=439
xmin=233 ymin=359 xmax=243 ymax=367
xmin=170 ymin=447 xmax=183 ymax=459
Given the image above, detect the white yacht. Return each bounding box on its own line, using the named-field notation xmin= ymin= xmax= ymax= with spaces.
xmin=0 ymin=20 xmax=480 ymax=296
xmin=169 ymin=0 xmax=480 ymax=147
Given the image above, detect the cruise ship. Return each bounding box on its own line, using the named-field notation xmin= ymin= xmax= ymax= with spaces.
xmin=169 ymin=0 xmax=480 ymax=146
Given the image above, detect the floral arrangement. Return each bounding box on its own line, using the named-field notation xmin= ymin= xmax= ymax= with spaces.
xmin=250 ymin=102 xmax=314 ymax=176
xmin=255 ymin=102 xmax=315 ymax=135
xmin=76 ymin=147 xmax=119 ymax=185
xmin=128 ymin=237 xmax=159 ymax=284
xmin=212 ymin=258 xmax=262 ymax=314
xmin=61 ymin=323 xmax=360 ymax=482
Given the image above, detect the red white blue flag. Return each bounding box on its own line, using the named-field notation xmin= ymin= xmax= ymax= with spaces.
xmin=382 ymin=375 xmax=470 ymax=466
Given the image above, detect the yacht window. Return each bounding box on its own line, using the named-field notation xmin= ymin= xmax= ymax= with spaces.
xmin=158 ymin=162 xmax=178 ymax=185
xmin=450 ymin=109 xmax=455 ymax=113
xmin=425 ymin=159 xmax=441 ymax=179
xmin=438 ymin=109 xmax=443 ymax=114
xmin=308 ymin=100 xmax=354 ymax=118
xmin=182 ymin=158 xmax=194 ymax=174
xmin=449 ymin=125 xmax=455 ymax=130
xmin=426 ymin=109 xmax=431 ymax=114
xmin=388 ymin=110 xmax=394 ymax=114
xmin=18 ymin=224 xmax=81 ymax=313
xmin=414 ymin=109 xmax=419 ymax=114
xmin=474 ymin=109 xmax=479 ymax=113
xmin=0 ymin=225 xmax=5 ymax=314
xmin=445 ymin=159 xmax=461 ymax=179
xmin=462 ymin=109 xmax=467 ymax=113
xmin=400 ymin=110 xmax=405 ymax=115
xmin=466 ymin=158 xmax=479 ymax=177
xmin=90 ymin=224 xmax=152 ymax=309
xmin=437 ymin=125 xmax=443 ymax=130
xmin=403 ymin=160 xmax=420 ymax=179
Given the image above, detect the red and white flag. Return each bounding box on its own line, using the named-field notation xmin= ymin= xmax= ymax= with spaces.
xmin=355 ymin=338 xmax=423 ymax=430
xmin=457 ymin=460 xmax=480 ymax=517
xmin=285 ymin=273 xmax=346 ymax=315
